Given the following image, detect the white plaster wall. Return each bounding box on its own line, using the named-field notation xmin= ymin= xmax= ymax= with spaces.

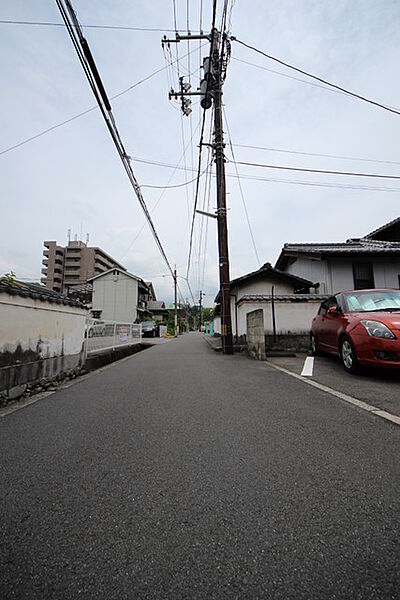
xmin=92 ymin=272 xmax=138 ymax=322
xmin=0 ymin=294 xmax=87 ymax=357
xmin=373 ymin=258 xmax=400 ymax=288
xmin=237 ymin=299 xmax=321 ymax=336
xmin=236 ymin=277 xmax=294 ymax=300
xmin=285 ymin=257 xmax=328 ymax=290
xmin=283 ymin=256 xmax=400 ymax=294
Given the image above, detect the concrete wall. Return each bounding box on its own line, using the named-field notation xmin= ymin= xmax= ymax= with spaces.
xmin=0 ymin=292 xmax=87 ymax=392
xmin=236 ymin=297 xmax=323 ymax=337
xmin=230 ymin=277 xmax=301 ymax=336
xmin=92 ymin=271 xmax=138 ymax=322
xmin=246 ymin=309 xmax=265 ymax=360
xmin=286 ymin=256 xmax=400 ymax=295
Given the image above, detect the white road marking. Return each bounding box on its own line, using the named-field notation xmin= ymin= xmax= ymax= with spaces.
xmin=300 ymin=356 xmax=314 ymax=377
xmin=266 ymin=361 xmax=400 ymax=427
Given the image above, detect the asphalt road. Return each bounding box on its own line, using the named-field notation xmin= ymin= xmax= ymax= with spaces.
xmin=1 ymin=333 xmax=399 ymax=599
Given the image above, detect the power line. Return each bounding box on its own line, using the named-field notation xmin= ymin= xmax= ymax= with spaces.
xmin=0 ymin=44 xmax=204 ymax=157
xmin=232 ymin=143 xmax=400 ymax=167
xmin=226 ymin=171 xmax=400 ymax=193
xmin=140 ymin=164 xmax=210 ymax=189
xmin=130 ymin=153 xmax=400 ymax=191
xmin=185 ymin=2 xmax=218 ymax=281
xmin=55 ymin=0 xmax=174 ymax=278
xmin=231 ymin=37 xmax=400 ymax=117
xmin=223 ymin=108 xmax=261 ymax=266
xmin=121 ymin=118 xmax=204 ymax=260
xmin=0 ymin=19 xmax=200 ymax=33
xmin=229 ymin=159 xmax=400 ymax=180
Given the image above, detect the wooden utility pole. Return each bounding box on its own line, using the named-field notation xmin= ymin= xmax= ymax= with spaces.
xmin=211 ymin=29 xmax=233 ymax=354
xmin=164 ymin=28 xmax=233 ymax=354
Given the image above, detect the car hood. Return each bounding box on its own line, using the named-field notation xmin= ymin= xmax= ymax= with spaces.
xmin=351 ymin=311 xmax=400 ymax=329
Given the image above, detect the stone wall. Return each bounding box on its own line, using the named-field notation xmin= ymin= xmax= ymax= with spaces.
xmin=246 ymin=309 xmax=265 ymax=360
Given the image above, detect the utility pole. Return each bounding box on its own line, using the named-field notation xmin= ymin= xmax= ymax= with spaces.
xmin=164 ymin=28 xmax=234 ymax=354
xmin=199 ymin=290 xmax=205 ymax=331
xmin=211 ymin=29 xmax=233 ymax=354
xmin=174 ymin=267 xmax=178 ymax=337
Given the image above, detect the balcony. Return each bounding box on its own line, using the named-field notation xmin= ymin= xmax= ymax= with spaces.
xmin=41 ymin=267 xmax=48 ymax=275
xmin=55 ymin=249 xmax=64 ymax=257
xmin=43 ymin=250 xmax=49 ymax=258
xmin=54 ymin=268 xmax=63 ymax=275
xmin=55 ymin=258 xmax=63 ymax=266
xmin=54 ymin=276 xmax=62 ymax=283
xmin=42 ymin=258 xmax=49 ymax=266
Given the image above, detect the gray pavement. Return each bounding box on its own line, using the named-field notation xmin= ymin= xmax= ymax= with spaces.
xmin=268 ymin=352 xmax=400 ymax=417
xmin=1 ymin=333 xmax=399 ymax=599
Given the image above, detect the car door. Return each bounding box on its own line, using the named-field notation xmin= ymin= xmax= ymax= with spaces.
xmin=312 ymin=300 xmax=329 ymax=349
xmin=322 ymin=296 xmax=345 ymax=352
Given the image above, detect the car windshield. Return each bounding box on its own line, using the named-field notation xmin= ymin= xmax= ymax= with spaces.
xmin=342 ymin=290 xmax=400 ymax=312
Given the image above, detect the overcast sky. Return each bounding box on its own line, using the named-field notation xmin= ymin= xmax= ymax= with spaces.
xmin=1 ymin=1 xmax=399 ymax=305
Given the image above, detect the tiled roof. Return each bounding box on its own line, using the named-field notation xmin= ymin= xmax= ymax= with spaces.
xmin=364 ymin=216 xmax=400 ymax=239
xmin=148 ymin=300 xmax=167 ymax=310
xmin=0 ymin=279 xmax=86 ymax=308
xmin=275 ymin=238 xmax=400 ymax=270
xmin=214 ymin=263 xmax=314 ymax=303
xmin=282 ymin=241 xmax=400 ymax=253
xmin=237 ymin=294 xmax=328 ymax=304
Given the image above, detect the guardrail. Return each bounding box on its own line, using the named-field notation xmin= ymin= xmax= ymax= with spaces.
xmin=85 ymin=319 xmax=142 ymax=356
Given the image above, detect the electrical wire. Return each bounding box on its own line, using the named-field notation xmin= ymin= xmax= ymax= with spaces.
xmin=186 ymin=0 xmax=218 ymax=281
xmin=56 ymin=0 xmax=175 ymax=278
xmin=126 ymin=153 xmax=400 ymax=192
xmin=223 ymin=108 xmax=261 ymax=266
xmin=232 ymin=143 xmax=400 ymax=167
xmin=121 ymin=119 xmax=204 ymax=260
xmin=0 ymin=19 xmax=201 ymax=33
xmin=0 ymin=44 xmax=204 ymax=157
xmin=229 ymin=159 xmax=400 ymax=180
xmin=231 ymin=37 xmax=400 ymax=117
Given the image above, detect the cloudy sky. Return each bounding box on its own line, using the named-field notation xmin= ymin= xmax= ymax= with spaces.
xmin=1 ymin=0 xmax=399 ymax=305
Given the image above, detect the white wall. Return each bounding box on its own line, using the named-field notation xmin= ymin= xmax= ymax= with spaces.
xmin=235 ymin=276 xmax=294 ymax=300
xmin=92 ymin=271 xmax=138 ymax=322
xmin=286 ymin=256 xmax=400 ymax=294
xmin=236 ymin=298 xmax=322 ymax=337
xmin=0 ymin=293 xmax=87 ymax=358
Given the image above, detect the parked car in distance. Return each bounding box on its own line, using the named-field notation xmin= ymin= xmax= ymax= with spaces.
xmin=311 ymin=289 xmax=400 ymax=373
xmin=140 ymin=320 xmax=158 ymax=338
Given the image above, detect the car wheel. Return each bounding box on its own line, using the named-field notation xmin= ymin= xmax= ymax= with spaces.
xmin=310 ymin=334 xmax=321 ymax=356
xmin=340 ymin=336 xmax=359 ymax=374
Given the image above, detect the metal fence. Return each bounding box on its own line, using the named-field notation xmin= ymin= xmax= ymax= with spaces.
xmin=85 ymin=319 xmax=142 ymax=356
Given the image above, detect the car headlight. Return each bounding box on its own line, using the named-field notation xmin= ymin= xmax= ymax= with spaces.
xmin=360 ymin=320 xmax=396 ymax=339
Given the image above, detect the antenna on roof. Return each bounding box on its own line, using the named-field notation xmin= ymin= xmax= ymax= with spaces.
xmin=74 ymin=234 xmax=77 ymax=242
xmin=67 ymin=228 xmax=71 ymax=243
xmin=86 ymin=233 xmax=89 ymax=245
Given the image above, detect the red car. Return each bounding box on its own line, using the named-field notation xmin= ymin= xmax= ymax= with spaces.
xmin=311 ymin=289 xmax=400 ymax=373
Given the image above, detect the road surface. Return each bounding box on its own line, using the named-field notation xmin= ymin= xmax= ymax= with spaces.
xmin=1 ymin=333 xmax=399 ymax=599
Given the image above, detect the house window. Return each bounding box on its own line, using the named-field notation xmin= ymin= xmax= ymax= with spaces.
xmin=353 ymin=262 xmax=374 ymax=290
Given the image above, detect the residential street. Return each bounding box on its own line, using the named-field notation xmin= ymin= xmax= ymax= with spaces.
xmin=1 ymin=333 xmax=399 ymax=599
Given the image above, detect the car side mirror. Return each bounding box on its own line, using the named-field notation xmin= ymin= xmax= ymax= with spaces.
xmin=328 ymin=305 xmax=340 ymax=315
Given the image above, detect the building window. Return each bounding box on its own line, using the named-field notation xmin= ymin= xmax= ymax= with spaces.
xmin=353 ymin=262 xmax=374 ymax=290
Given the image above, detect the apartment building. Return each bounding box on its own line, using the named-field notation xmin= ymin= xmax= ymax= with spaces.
xmin=41 ymin=239 xmax=126 ymax=294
